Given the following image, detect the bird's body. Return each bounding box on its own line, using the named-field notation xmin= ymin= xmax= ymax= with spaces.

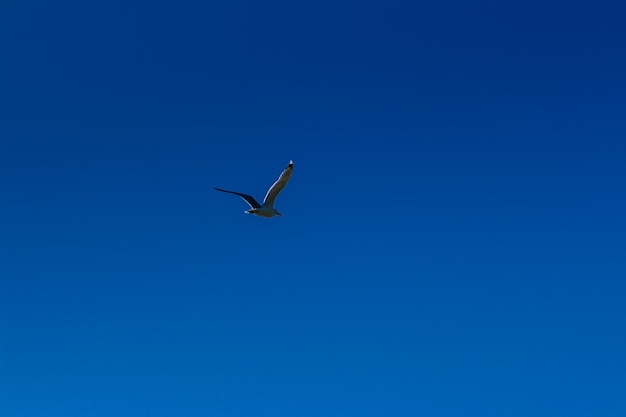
xmin=214 ymin=160 xmax=293 ymax=218
xmin=245 ymin=206 xmax=281 ymax=218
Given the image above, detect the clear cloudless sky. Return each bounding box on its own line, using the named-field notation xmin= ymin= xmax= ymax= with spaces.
xmin=1 ymin=1 xmax=625 ymax=416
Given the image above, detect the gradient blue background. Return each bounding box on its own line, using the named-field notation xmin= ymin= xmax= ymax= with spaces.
xmin=2 ymin=1 xmax=625 ymax=416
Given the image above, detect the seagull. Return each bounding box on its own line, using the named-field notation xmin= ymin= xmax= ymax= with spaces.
xmin=214 ymin=160 xmax=293 ymax=218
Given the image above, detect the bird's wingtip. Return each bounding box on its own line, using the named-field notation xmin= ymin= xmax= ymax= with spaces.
xmin=288 ymin=160 xmax=293 ymax=166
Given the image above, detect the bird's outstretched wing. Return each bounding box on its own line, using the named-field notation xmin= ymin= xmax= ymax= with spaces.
xmin=263 ymin=160 xmax=293 ymax=207
xmin=213 ymin=187 xmax=261 ymax=208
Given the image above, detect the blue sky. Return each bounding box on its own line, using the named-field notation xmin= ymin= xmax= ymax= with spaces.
xmin=2 ymin=1 xmax=625 ymax=416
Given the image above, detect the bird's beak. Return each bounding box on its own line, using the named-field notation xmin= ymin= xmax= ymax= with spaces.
xmin=277 ymin=212 xmax=283 ymax=216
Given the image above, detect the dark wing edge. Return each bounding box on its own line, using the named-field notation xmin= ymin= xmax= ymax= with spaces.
xmin=213 ymin=187 xmax=262 ymax=208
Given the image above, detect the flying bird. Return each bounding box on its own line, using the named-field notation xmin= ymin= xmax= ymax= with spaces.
xmin=214 ymin=160 xmax=293 ymax=218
